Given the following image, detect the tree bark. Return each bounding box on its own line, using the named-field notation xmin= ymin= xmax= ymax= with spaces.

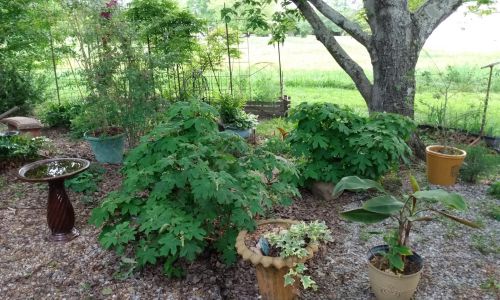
xmin=367 ymin=0 xmax=419 ymax=119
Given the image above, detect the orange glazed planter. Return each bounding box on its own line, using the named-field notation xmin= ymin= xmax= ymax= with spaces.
xmin=235 ymin=219 xmax=319 ymax=300
xmin=426 ymin=145 xmax=466 ymax=186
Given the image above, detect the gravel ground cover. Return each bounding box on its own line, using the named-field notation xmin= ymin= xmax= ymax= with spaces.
xmin=0 ymin=129 xmax=498 ymax=299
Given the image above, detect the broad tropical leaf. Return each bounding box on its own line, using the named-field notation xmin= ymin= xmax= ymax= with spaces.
xmin=363 ymin=195 xmax=404 ymax=214
xmin=340 ymin=208 xmax=391 ymax=224
xmin=332 ymin=176 xmax=384 ymax=198
xmin=414 ymin=190 xmax=467 ymax=210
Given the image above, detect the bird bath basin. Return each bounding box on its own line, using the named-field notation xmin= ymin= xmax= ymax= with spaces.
xmin=18 ymin=158 xmax=90 ymax=242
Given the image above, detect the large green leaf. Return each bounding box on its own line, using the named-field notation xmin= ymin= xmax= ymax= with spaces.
xmin=332 ymin=176 xmax=385 ymax=198
xmin=363 ymin=195 xmax=404 ymax=215
xmin=340 ymin=208 xmax=391 ymax=224
xmin=414 ymin=190 xmax=467 ymax=210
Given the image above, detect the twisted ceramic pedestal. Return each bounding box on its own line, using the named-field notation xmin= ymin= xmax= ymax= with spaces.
xmin=18 ymin=158 xmax=90 ymax=242
xmin=47 ymin=179 xmax=79 ymax=241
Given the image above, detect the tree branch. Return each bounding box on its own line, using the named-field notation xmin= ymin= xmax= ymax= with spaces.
xmin=414 ymin=0 xmax=464 ymax=47
xmin=308 ymin=0 xmax=371 ymax=48
xmin=291 ymin=0 xmax=372 ymax=103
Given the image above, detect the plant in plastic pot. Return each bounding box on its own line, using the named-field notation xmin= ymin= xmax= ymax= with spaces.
xmin=235 ymin=219 xmax=332 ymax=300
xmin=217 ymin=94 xmax=258 ymax=138
xmin=334 ymin=176 xmax=480 ymax=300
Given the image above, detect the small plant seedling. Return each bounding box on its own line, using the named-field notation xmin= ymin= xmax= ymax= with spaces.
xmin=265 ymin=220 xmax=332 ymax=290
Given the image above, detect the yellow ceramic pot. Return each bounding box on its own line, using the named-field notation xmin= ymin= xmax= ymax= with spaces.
xmin=426 ymin=145 xmax=466 ymax=186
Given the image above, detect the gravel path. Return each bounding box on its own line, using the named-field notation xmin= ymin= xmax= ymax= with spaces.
xmin=0 ymin=130 xmax=498 ymax=299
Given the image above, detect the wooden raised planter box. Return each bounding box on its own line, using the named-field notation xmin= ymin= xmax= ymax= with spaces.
xmin=244 ymin=96 xmax=291 ymax=119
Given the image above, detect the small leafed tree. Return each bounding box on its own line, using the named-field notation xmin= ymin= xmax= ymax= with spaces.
xmin=224 ymin=0 xmax=495 ymax=119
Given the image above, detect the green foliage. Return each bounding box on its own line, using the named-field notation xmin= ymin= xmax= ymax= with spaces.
xmin=0 ymin=65 xmax=45 ymax=114
xmin=287 ymin=103 xmax=415 ymax=184
xmin=379 ymin=231 xmax=413 ymax=272
xmin=37 ymin=101 xmax=83 ymax=128
xmin=65 ymin=163 xmax=105 ymax=195
xmin=338 ymin=175 xmax=479 ymax=273
xmin=252 ymin=72 xmax=280 ymax=102
xmin=67 ymin=0 xmax=203 ymax=146
xmin=216 ymin=94 xmax=258 ymax=130
xmin=266 ymin=221 xmax=332 ymax=291
xmin=90 ymin=101 xmax=299 ymax=276
xmin=260 ymin=136 xmax=291 ymax=157
xmin=0 ymin=135 xmax=49 ymax=160
xmin=487 ymin=181 xmax=500 ymax=200
xmin=460 ymin=146 xmax=492 ymax=183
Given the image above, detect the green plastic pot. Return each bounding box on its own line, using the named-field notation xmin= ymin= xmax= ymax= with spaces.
xmin=84 ymin=131 xmax=125 ymax=164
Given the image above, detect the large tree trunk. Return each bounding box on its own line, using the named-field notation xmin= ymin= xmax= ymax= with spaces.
xmin=366 ymin=0 xmax=419 ymax=119
xmin=366 ymin=1 xmax=426 ymax=159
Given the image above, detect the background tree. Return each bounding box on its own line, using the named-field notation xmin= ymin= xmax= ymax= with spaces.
xmin=225 ymin=0 xmax=495 ymax=119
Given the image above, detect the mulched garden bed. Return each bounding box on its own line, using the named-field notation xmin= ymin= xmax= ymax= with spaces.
xmin=0 ymin=129 xmax=498 ymax=299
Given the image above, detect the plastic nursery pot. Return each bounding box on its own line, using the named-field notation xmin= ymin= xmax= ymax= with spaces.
xmin=225 ymin=128 xmax=252 ymax=139
xmin=367 ymin=245 xmax=423 ymax=300
xmin=84 ymin=130 xmax=125 ymax=164
xmin=426 ymin=145 xmax=467 ymax=186
xmin=235 ymin=219 xmax=320 ymax=300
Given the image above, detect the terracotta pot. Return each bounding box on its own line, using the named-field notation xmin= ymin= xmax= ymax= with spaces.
xmin=426 ymin=145 xmax=466 ymax=186
xmin=235 ymin=219 xmax=319 ymax=300
xmin=367 ymin=245 xmax=423 ymax=300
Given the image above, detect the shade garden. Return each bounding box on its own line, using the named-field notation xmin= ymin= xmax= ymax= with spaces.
xmin=1 ymin=0 xmax=499 ymax=299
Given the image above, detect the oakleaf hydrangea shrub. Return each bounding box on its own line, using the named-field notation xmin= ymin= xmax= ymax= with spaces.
xmin=287 ymin=103 xmax=415 ymax=184
xmin=90 ymin=101 xmax=299 ymax=276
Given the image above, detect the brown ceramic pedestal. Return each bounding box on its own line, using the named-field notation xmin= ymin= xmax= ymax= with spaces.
xmin=18 ymin=158 xmax=90 ymax=242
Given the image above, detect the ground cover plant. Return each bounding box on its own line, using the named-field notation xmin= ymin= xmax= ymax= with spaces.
xmin=0 ymin=135 xmax=49 ymax=161
xmin=287 ymin=102 xmax=415 ymax=184
xmin=90 ymin=100 xmax=299 ymax=276
xmin=265 ymin=220 xmax=332 ymax=290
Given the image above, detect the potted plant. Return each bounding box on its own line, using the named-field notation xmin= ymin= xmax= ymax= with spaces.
xmin=217 ymin=94 xmax=258 ymax=138
xmin=84 ymin=125 xmax=126 ymax=164
xmin=334 ymin=176 xmax=479 ymax=300
xmin=236 ymin=219 xmax=332 ymax=300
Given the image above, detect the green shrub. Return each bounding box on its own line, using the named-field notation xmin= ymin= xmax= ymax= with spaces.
xmin=0 ymin=135 xmax=49 ymax=160
xmin=0 ymin=65 xmax=45 ymax=114
xmin=37 ymin=101 xmax=83 ymax=128
xmin=287 ymin=103 xmax=415 ymax=184
xmin=260 ymin=136 xmax=291 ymax=157
xmin=65 ymin=163 xmax=105 ymax=194
xmin=460 ymin=146 xmax=491 ymax=183
xmin=90 ymin=101 xmax=299 ymax=276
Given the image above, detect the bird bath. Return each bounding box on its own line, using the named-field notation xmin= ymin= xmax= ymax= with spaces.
xmin=18 ymin=158 xmax=90 ymax=242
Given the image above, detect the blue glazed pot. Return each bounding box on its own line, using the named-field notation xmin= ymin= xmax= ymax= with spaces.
xmin=84 ymin=131 xmax=125 ymax=164
xmin=226 ymin=128 xmax=252 ymax=138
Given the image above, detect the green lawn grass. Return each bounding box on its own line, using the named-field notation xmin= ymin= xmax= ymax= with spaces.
xmin=285 ymin=86 xmax=500 ymax=135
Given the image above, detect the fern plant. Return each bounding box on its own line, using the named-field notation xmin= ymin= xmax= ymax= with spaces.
xmin=90 ymin=101 xmax=299 ymax=276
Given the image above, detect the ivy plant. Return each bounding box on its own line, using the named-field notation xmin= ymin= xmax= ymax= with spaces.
xmin=266 ymin=221 xmax=332 ymax=290
xmin=287 ymin=103 xmax=415 ymax=184
xmin=90 ymin=101 xmax=299 ymax=277
xmin=335 ymin=175 xmax=480 ymax=273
